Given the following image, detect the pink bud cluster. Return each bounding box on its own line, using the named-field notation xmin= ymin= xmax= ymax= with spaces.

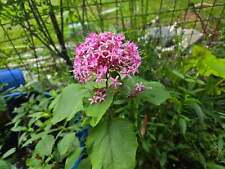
xmin=73 ymin=32 xmax=141 ymax=83
xmin=129 ymin=82 xmax=146 ymax=97
xmin=135 ymin=82 xmax=145 ymax=93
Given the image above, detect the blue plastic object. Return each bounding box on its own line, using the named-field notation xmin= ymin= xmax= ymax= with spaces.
xmin=71 ymin=126 xmax=89 ymax=169
xmin=72 ymin=156 xmax=83 ymax=169
xmin=0 ymin=69 xmax=25 ymax=91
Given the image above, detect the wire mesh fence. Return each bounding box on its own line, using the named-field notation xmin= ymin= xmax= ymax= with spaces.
xmin=0 ymin=0 xmax=224 ymax=79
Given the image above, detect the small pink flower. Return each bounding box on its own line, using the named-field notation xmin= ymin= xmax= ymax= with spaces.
xmin=89 ymin=96 xmax=99 ymax=104
xmin=110 ymin=76 xmax=122 ymax=88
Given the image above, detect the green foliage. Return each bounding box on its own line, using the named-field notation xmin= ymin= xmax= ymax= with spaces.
xmin=26 ymin=155 xmax=53 ymax=169
xmin=87 ymin=118 xmax=138 ymax=169
xmin=3 ymin=82 xmax=84 ymax=168
xmin=65 ymin=148 xmax=81 ymax=169
xmin=0 ymin=160 xmax=12 ymax=169
xmin=52 ymin=83 xmax=89 ymax=124
xmin=0 ymin=89 xmax=7 ymax=125
xmin=188 ymin=46 xmax=225 ymax=79
xmin=207 ymin=162 xmax=225 ymax=169
xmin=35 ymin=135 xmax=55 ymax=159
xmin=1 ymin=148 xmax=16 ymax=159
xmin=178 ymin=117 xmax=187 ymax=136
xmin=37 ymin=72 xmax=169 ymax=169
xmin=77 ymin=158 xmax=91 ymax=169
xmin=57 ymin=132 xmax=79 ymax=158
xmin=141 ymin=81 xmax=170 ymax=105
xmin=124 ymin=76 xmax=170 ymax=105
xmin=0 ymin=96 xmax=7 ymax=113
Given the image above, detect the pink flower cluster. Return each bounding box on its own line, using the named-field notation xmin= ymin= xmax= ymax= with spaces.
xmin=73 ymin=32 xmax=141 ymax=83
xmin=88 ymin=89 xmax=106 ymax=104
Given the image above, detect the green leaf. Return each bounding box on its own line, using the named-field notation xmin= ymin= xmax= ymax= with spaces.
xmin=26 ymin=154 xmax=42 ymax=168
xmin=87 ymin=118 xmax=138 ymax=169
xmin=218 ymin=136 xmax=224 ymax=155
xmin=187 ymin=149 xmax=206 ymax=169
xmin=65 ymin=149 xmax=81 ymax=169
xmin=141 ymin=81 xmax=170 ymax=105
xmin=52 ymin=84 xmax=89 ymax=124
xmin=57 ymin=133 xmax=79 ymax=158
xmin=178 ymin=117 xmax=187 ymax=136
xmin=0 ymin=96 xmax=7 ymax=112
xmin=85 ymin=91 xmax=114 ymax=127
xmin=42 ymin=164 xmax=52 ymax=169
xmin=190 ymin=103 xmax=205 ymax=124
xmin=26 ymin=155 xmax=53 ymax=169
xmin=159 ymin=152 xmax=167 ymax=167
xmin=207 ymin=162 xmax=225 ymax=169
xmin=0 ymin=160 xmax=11 ymax=169
xmin=124 ymin=76 xmax=170 ymax=105
xmin=190 ymin=45 xmax=225 ymax=79
xmin=172 ymin=70 xmax=185 ymax=79
xmin=77 ymin=158 xmax=92 ymax=169
xmin=2 ymin=148 xmax=16 ymax=159
xmin=35 ymin=135 xmax=55 ymax=158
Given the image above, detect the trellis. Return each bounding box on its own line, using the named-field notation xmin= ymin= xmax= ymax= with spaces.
xmin=0 ymin=0 xmax=224 ymax=80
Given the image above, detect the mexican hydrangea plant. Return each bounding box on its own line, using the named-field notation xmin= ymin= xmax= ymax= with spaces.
xmin=52 ymin=32 xmax=170 ymax=169
xmin=73 ymin=32 xmax=142 ymax=105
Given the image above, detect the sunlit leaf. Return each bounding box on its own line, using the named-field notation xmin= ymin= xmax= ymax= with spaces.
xmin=52 ymin=84 xmax=89 ymax=124
xmin=190 ymin=45 xmax=225 ymax=79
xmin=2 ymin=148 xmax=16 ymax=159
xmin=35 ymin=135 xmax=55 ymax=158
xmin=87 ymin=118 xmax=137 ymax=169
xmin=178 ymin=117 xmax=187 ymax=136
xmin=0 ymin=160 xmax=11 ymax=169
xmin=57 ymin=133 xmax=79 ymax=158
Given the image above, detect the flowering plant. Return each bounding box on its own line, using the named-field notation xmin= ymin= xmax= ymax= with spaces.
xmin=73 ymin=32 xmax=142 ymax=104
xmin=51 ymin=32 xmax=170 ymax=169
